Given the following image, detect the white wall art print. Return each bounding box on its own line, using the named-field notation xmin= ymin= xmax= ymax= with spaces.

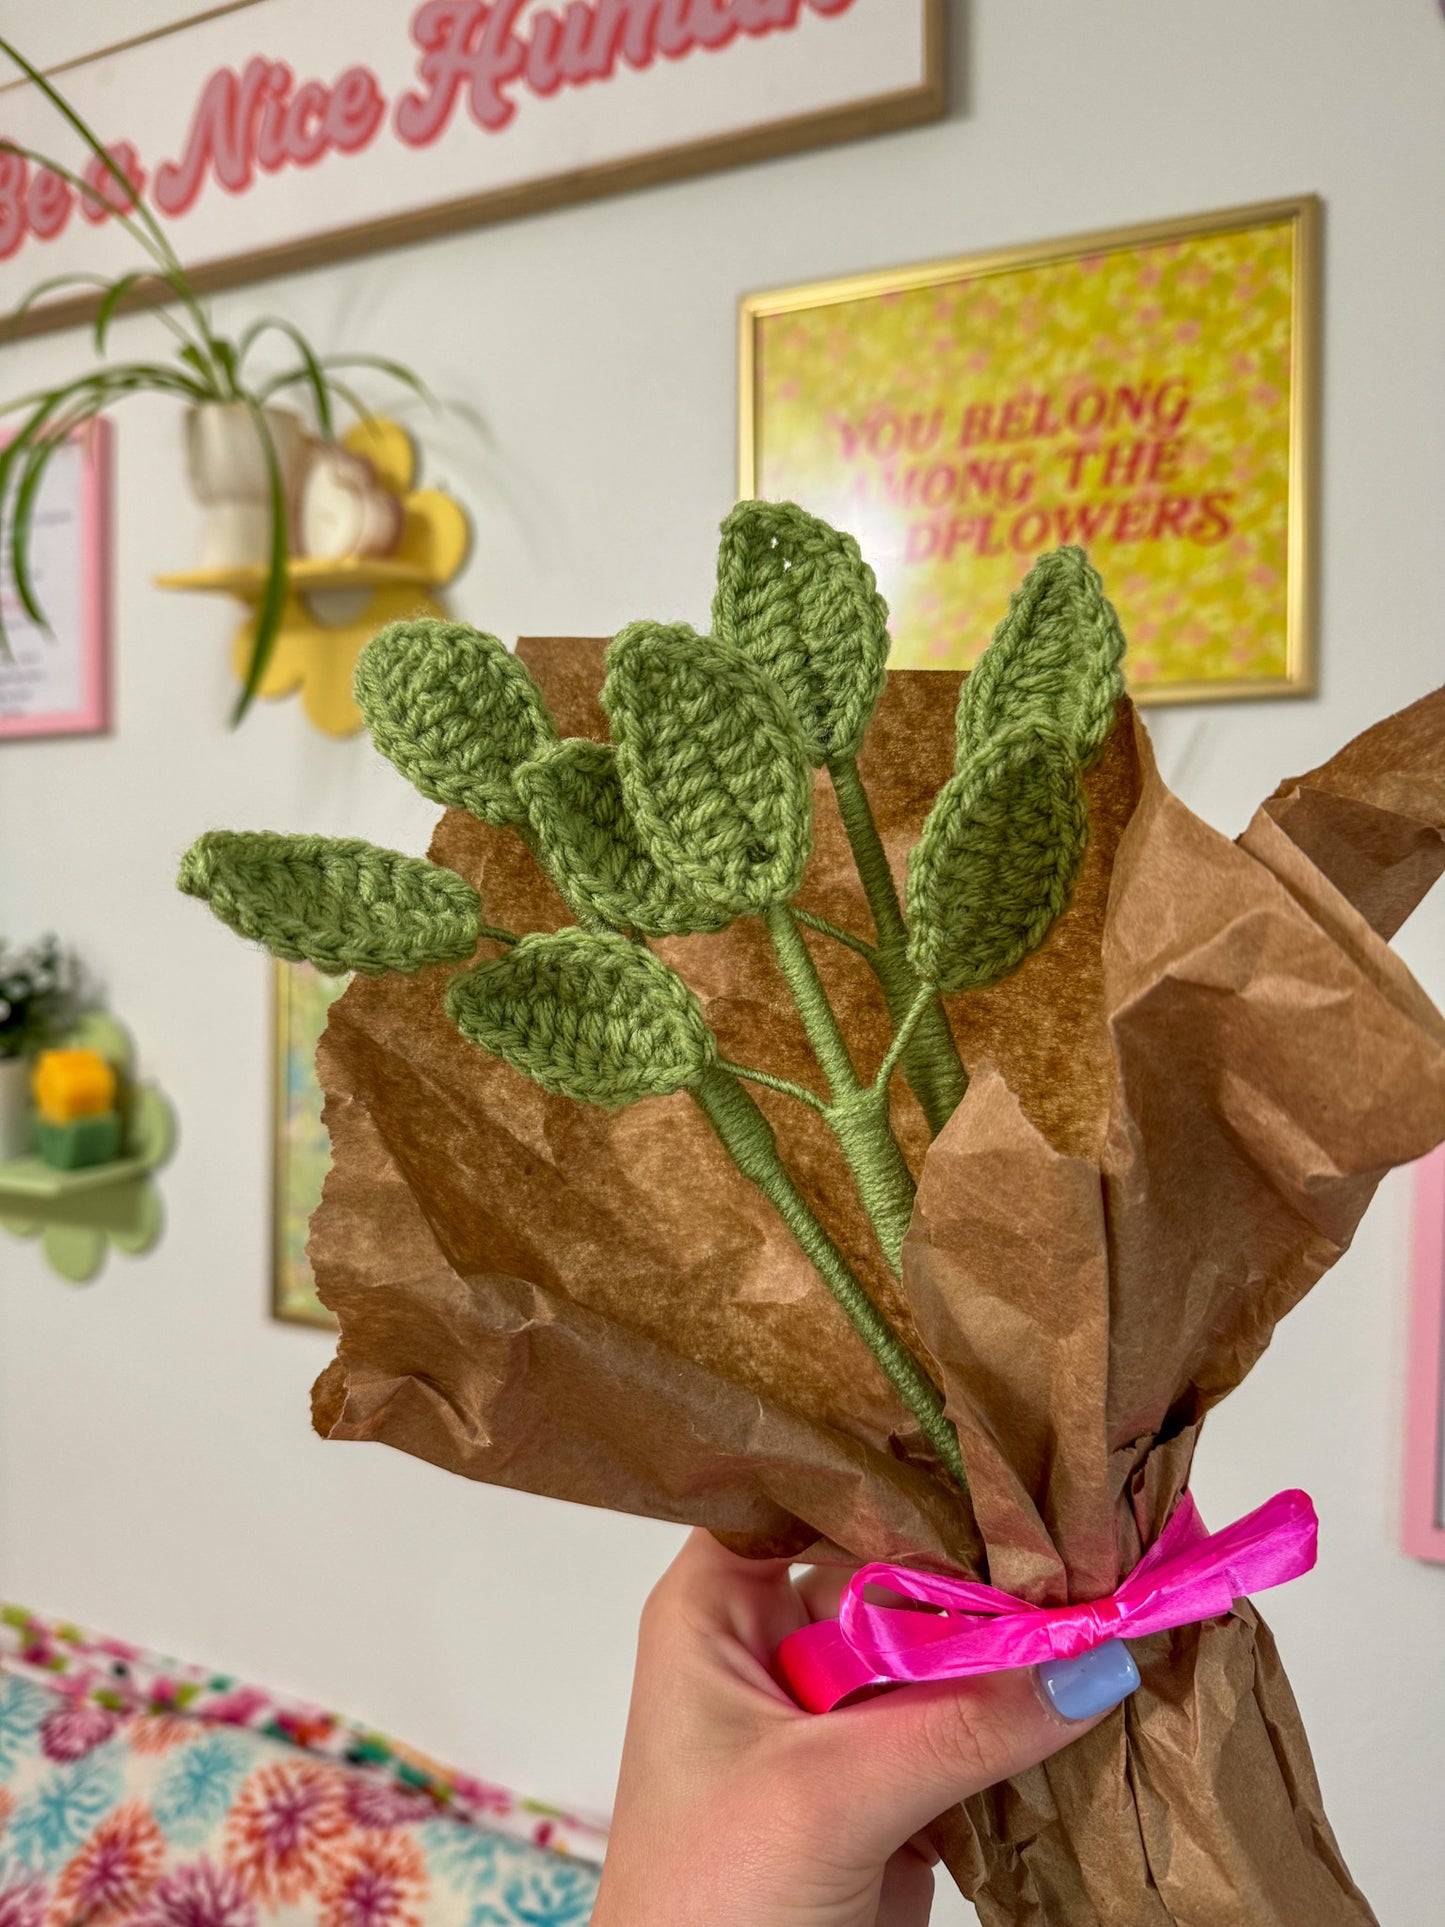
xmin=0 ymin=0 xmax=944 ymax=334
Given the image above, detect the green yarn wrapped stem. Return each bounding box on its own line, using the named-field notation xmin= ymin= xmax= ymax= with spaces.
xmin=827 ymin=755 xmax=969 ymax=1135
xmin=692 ymin=1066 xmax=968 ymax=1495
xmin=763 ymin=904 xmax=916 ymax=1272
xmin=763 ymin=903 xmax=860 ymax=1096
xmin=793 ymin=908 xmax=877 ymax=960
xmin=826 ymin=1086 xmax=916 ymax=1274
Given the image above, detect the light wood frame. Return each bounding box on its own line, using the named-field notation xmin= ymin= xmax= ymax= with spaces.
xmin=3 ymin=0 xmax=947 ymax=344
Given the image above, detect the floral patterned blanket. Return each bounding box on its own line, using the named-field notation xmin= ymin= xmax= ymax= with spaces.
xmin=0 ymin=1605 xmax=604 ymax=1925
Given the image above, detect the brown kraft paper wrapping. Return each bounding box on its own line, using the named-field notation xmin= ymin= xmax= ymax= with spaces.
xmin=309 ymin=646 xmax=1445 ymax=1923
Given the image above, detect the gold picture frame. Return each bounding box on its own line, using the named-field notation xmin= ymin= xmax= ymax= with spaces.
xmin=271 ymin=958 xmax=349 ymax=1329
xmin=740 ymin=196 xmax=1319 ymax=704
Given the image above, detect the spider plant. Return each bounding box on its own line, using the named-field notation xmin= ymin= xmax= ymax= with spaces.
xmin=0 ymin=36 xmax=431 ymax=723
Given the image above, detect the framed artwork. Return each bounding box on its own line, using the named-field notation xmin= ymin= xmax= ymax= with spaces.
xmin=271 ymin=959 xmax=349 ymax=1329
xmin=740 ymin=197 xmax=1319 ymax=704
xmin=0 ymin=419 xmax=111 ymax=741
xmin=2 ymin=0 xmax=944 ymax=340
xmin=1403 ymin=1145 xmax=1445 ymax=1563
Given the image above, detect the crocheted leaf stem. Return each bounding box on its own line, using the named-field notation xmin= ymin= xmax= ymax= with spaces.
xmin=691 ymin=1065 xmax=967 ymax=1488
xmin=600 ymin=618 xmax=922 ymax=1257
xmin=709 ymin=499 xmax=968 ymax=1136
xmin=355 ymin=619 xmax=558 ymax=830
xmin=176 ymin=525 xmax=1134 ymax=1513
xmin=763 ymin=903 xmax=916 ymax=1272
xmin=907 ymin=725 xmax=1091 ymax=994
xmin=827 ymin=755 xmax=971 ymax=1136
xmin=956 ymin=545 xmax=1126 ymax=769
xmin=176 ymin=831 xmax=492 ymax=976
xmin=447 ymin=929 xmax=968 ymax=1481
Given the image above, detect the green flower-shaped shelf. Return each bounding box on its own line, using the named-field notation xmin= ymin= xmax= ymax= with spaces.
xmin=0 ymin=1014 xmax=177 ymax=1284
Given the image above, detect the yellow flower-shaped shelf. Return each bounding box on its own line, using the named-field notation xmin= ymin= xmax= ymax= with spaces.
xmin=158 ymin=418 xmax=470 ymax=736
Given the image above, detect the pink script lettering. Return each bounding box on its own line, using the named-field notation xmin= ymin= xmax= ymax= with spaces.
xmin=394 ymin=0 xmax=857 ymax=142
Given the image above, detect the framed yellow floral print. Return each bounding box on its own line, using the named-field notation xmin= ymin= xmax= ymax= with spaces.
xmin=740 ymin=197 xmax=1318 ymax=702
xmin=271 ymin=959 xmax=349 ymax=1328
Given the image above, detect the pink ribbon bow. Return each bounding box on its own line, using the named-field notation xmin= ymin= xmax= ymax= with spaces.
xmin=777 ymin=1489 xmax=1317 ymax=1714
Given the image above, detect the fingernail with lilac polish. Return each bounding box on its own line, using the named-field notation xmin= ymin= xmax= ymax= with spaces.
xmin=1037 ymin=1639 xmax=1140 ymax=1722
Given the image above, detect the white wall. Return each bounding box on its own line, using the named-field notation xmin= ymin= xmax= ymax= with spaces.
xmin=2 ymin=5 xmax=1442 ymax=1922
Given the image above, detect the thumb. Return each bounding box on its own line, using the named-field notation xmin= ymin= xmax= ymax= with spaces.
xmin=803 ymin=1646 xmax=1137 ymax=1856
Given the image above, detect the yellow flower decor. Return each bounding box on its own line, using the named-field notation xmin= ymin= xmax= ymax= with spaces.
xmin=231 ymin=418 xmax=470 ymax=737
xmin=31 ymin=1048 xmax=116 ymax=1124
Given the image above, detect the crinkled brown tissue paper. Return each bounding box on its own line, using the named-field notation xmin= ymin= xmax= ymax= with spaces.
xmin=309 ymin=641 xmax=1445 ymax=1925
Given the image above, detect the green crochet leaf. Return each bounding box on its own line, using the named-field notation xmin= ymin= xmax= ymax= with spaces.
xmin=514 ymin=739 xmax=728 ymax=936
xmin=601 ymin=621 xmax=814 ymax=921
xmin=956 ymin=547 xmax=1126 ymax=770
xmin=447 ymin=929 xmax=717 ymax=1108
xmin=906 ymin=724 xmax=1089 ymax=993
xmin=177 ymin=831 xmax=482 ymax=976
xmin=712 ymin=499 xmax=890 ymax=765
xmin=355 ymin=618 xmax=558 ymax=829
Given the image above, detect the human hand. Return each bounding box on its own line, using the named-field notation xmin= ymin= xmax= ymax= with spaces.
xmin=592 ymin=1528 xmax=1137 ymax=1927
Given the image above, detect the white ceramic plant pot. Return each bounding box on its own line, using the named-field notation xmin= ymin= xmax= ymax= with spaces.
xmin=184 ymin=403 xmax=307 ymax=570
xmin=0 ymin=1056 xmax=32 ymax=1161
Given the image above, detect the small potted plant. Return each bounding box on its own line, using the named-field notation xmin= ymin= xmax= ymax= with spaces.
xmin=0 ymin=38 xmax=430 ymax=722
xmin=0 ymin=936 xmax=80 ymax=1159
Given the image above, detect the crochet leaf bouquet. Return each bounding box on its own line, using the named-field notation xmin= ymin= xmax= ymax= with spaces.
xmin=180 ymin=504 xmax=1445 ymax=1927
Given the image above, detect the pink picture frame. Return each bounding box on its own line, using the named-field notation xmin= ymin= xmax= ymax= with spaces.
xmin=1403 ymin=1144 xmax=1445 ymax=1562
xmin=0 ymin=417 xmax=112 ymax=742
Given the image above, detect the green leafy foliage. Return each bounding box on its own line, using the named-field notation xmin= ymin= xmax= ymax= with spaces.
xmin=234 ymin=317 xmax=333 ymax=437
xmin=515 ymin=738 xmax=727 ymax=935
xmin=601 ymin=621 xmax=814 ymax=921
xmin=0 ymin=935 xmax=80 ymax=1059
xmin=712 ymin=499 xmax=890 ymax=765
xmin=172 ymin=528 xmax=1146 ymax=1509
xmin=906 ymin=724 xmax=1090 ymax=993
xmin=0 ymin=37 xmax=429 ymax=718
xmin=229 ymin=401 xmax=289 ymax=724
xmin=355 ymin=620 xmax=558 ymax=829
xmin=447 ymin=930 xmax=716 ymax=1108
xmin=955 ymin=545 xmax=1127 ymax=769
xmin=176 ymin=831 xmax=482 ymax=976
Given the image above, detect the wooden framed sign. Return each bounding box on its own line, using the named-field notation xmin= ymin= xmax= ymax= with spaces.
xmin=0 ymin=0 xmax=945 ymax=337
xmin=741 ymin=197 xmax=1319 ymax=704
xmin=0 ymin=418 xmax=111 ymax=741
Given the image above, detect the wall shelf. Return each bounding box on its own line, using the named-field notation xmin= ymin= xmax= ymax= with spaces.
xmin=154 ymin=418 xmax=470 ymax=738
xmin=0 ymin=1015 xmax=177 ymax=1285
xmin=0 ymin=1153 xmax=152 ymax=1200
xmin=155 ymin=556 xmax=435 ymax=597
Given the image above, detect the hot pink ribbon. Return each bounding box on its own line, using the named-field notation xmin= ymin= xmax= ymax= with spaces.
xmin=777 ymin=1489 xmax=1317 ymax=1713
